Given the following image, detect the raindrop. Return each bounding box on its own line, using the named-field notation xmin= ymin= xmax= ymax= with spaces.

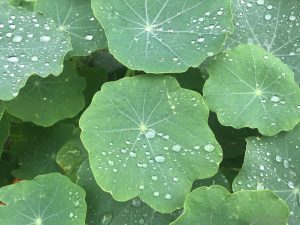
xmin=84 ymin=35 xmax=93 ymax=41
xmin=131 ymin=198 xmax=142 ymax=207
xmin=155 ymin=155 xmax=165 ymax=163
xmin=288 ymin=181 xmax=294 ymax=189
xmin=99 ymin=212 xmax=113 ymax=225
xmin=283 ymin=159 xmax=289 ymax=168
xmin=40 ymin=35 xmax=51 ymax=43
xmin=275 ymin=155 xmax=283 ymax=162
xmin=264 ymin=14 xmax=272 ymax=20
xmin=204 ymin=144 xmax=215 ymax=152
xmin=69 ymin=212 xmax=74 ymax=218
xmin=197 ymin=37 xmax=205 ymax=43
xmin=259 ymin=165 xmax=265 ymax=171
xmin=172 ymin=144 xmax=181 ymax=152
xmin=130 ymin=152 xmax=136 ymax=158
xmin=257 ymin=0 xmax=264 ymax=5
xmin=151 ymin=175 xmax=158 ymax=181
xmin=7 ymin=56 xmax=19 ymax=63
xmin=164 ymin=194 xmax=172 ymax=200
xmin=145 ymin=129 xmax=156 ymax=139
xmin=289 ymin=15 xmax=296 ymax=21
xmin=270 ymin=95 xmax=280 ymax=103
xmin=173 ymin=57 xmax=179 ymax=62
xmin=153 ymin=191 xmax=160 ymax=197
xmin=107 ymin=160 xmax=114 ymax=166
xmin=31 ymin=56 xmax=38 ymax=62
xmin=12 ymin=35 xmax=23 ymax=43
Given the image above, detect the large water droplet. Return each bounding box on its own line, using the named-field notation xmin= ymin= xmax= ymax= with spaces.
xmin=7 ymin=56 xmax=19 ymax=63
xmin=264 ymin=14 xmax=272 ymax=20
xmin=289 ymin=15 xmax=296 ymax=21
xmin=271 ymin=95 xmax=280 ymax=103
xmin=12 ymin=35 xmax=23 ymax=43
xmin=204 ymin=144 xmax=215 ymax=152
xmin=172 ymin=144 xmax=181 ymax=152
xmin=84 ymin=35 xmax=93 ymax=41
xmin=283 ymin=159 xmax=289 ymax=168
xmin=31 ymin=56 xmax=38 ymax=62
xmin=145 ymin=129 xmax=156 ymax=139
xmin=155 ymin=155 xmax=165 ymax=163
xmin=257 ymin=0 xmax=264 ymax=5
xmin=40 ymin=35 xmax=51 ymax=43
xmin=275 ymin=155 xmax=283 ymax=162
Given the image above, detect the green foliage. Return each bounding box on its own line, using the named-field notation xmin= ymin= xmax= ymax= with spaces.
xmin=0 ymin=0 xmax=299 ymax=224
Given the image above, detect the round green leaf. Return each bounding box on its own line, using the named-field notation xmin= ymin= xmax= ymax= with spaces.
xmin=203 ymin=44 xmax=300 ymax=136
xmin=91 ymin=0 xmax=233 ymax=73
xmin=77 ymin=160 xmax=179 ymax=225
xmin=227 ymin=0 xmax=300 ymax=83
xmin=0 ymin=116 xmax=10 ymax=157
xmin=35 ymin=0 xmax=107 ymax=57
xmin=11 ymin=123 xmax=74 ymax=179
xmin=0 ymin=173 xmax=86 ymax=225
xmin=79 ymin=75 xmax=222 ymax=213
xmin=233 ymin=124 xmax=300 ymax=224
xmin=171 ymin=185 xmax=289 ymax=225
xmin=0 ymin=2 xmax=72 ymax=101
xmin=5 ymin=61 xmax=86 ymax=127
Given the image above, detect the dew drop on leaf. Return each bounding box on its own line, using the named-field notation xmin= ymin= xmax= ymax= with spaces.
xmin=204 ymin=144 xmax=215 ymax=152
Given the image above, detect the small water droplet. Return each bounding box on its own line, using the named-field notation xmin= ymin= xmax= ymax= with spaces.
xmin=145 ymin=129 xmax=156 ymax=139
xmin=84 ymin=35 xmax=93 ymax=40
xmin=164 ymin=194 xmax=172 ymax=200
xmin=275 ymin=155 xmax=283 ymax=162
xmin=204 ymin=144 xmax=215 ymax=152
xmin=259 ymin=165 xmax=265 ymax=171
xmin=283 ymin=159 xmax=289 ymax=168
xmin=172 ymin=144 xmax=181 ymax=152
xmin=197 ymin=37 xmax=205 ymax=43
xmin=151 ymin=175 xmax=158 ymax=181
xmin=69 ymin=212 xmax=74 ymax=218
xmin=289 ymin=15 xmax=296 ymax=21
xmin=288 ymin=181 xmax=294 ymax=189
xmin=264 ymin=14 xmax=272 ymax=20
xmin=39 ymin=35 xmax=51 ymax=43
xmin=7 ymin=56 xmax=19 ymax=63
xmin=155 ymin=155 xmax=165 ymax=163
xmin=257 ymin=0 xmax=264 ymax=5
xmin=12 ymin=35 xmax=23 ymax=42
xmin=31 ymin=56 xmax=38 ymax=62
xmin=271 ymin=95 xmax=280 ymax=103
xmin=153 ymin=191 xmax=160 ymax=197
xmin=130 ymin=152 xmax=136 ymax=158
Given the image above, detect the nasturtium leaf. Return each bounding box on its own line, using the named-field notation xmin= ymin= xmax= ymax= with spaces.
xmin=0 ymin=102 xmax=5 ymax=120
xmin=0 ymin=2 xmax=72 ymax=101
xmin=171 ymin=185 xmax=289 ymax=225
xmin=227 ymin=0 xmax=300 ymax=83
xmin=192 ymin=170 xmax=230 ymax=191
xmin=56 ymin=129 xmax=88 ymax=181
xmin=5 ymin=61 xmax=86 ymax=127
xmin=0 ymin=116 xmax=10 ymax=157
xmin=203 ymin=44 xmax=300 ymax=136
xmin=11 ymin=123 xmax=74 ymax=179
xmin=79 ymin=75 xmax=222 ymax=213
xmin=91 ymin=0 xmax=233 ymax=73
xmin=0 ymin=173 xmax=87 ymax=225
xmin=233 ymin=124 xmax=300 ymax=224
xmin=77 ymin=160 xmax=179 ymax=225
xmin=35 ymin=0 xmax=106 ymax=57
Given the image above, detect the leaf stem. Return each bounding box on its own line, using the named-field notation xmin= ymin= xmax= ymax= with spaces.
xmin=125 ymin=69 xmax=135 ymax=77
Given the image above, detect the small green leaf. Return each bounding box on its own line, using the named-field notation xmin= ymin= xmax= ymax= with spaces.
xmin=11 ymin=123 xmax=74 ymax=179
xmin=35 ymin=0 xmax=107 ymax=57
xmin=77 ymin=160 xmax=179 ymax=225
xmin=233 ymin=124 xmax=300 ymax=224
xmin=0 ymin=173 xmax=87 ymax=225
xmin=0 ymin=2 xmax=72 ymax=100
xmin=0 ymin=116 xmax=10 ymax=157
xmin=91 ymin=0 xmax=233 ymax=73
xmin=79 ymin=75 xmax=222 ymax=213
xmin=5 ymin=61 xmax=86 ymax=127
xmin=171 ymin=185 xmax=289 ymax=225
xmin=203 ymin=44 xmax=300 ymax=136
xmin=227 ymin=0 xmax=300 ymax=83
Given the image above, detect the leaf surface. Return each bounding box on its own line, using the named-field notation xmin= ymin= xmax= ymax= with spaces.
xmin=5 ymin=61 xmax=86 ymax=127
xmin=0 ymin=116 xmax=10 ymax=157
xmin=35 ymin=0 xmax=107 ymax=57
xmin=203 ymin=44 xmax=300 ymax=136
xmin=233 ymin=124 xmax=300 ymax=224
xmin=79 ymin=75 xmax=222 ymax=212
xmin=227 ymin=0 xmax=300 ymax=83
xmin=0 ymin=173 xmax=86 ymax=225
xmin=0 ymin=2 xmax=71 ymax=100
xmin=91 ymin=0 xmax=233 ymax=73
xmin=171 ymin=185 xmax=289 ymax=225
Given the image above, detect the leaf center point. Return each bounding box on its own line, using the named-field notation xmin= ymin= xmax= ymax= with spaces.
xmin=139 ymin=123 xmax=147 ymax=133
xmin=255 ymin=89 xmax=262 ymax=96
xmin=35 ymin=218 xmax=43 ymax=225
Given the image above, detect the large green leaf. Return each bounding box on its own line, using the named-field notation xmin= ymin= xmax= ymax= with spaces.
xmin=79 ymin=75 xmax=222 ymax=213
xmin=91 ymin=0 xmax=233 ymax=73
xmin=35 ymin=0 xmax=107 ymax=57
xmin=233 ymin=124 xmax=300 ymax=224
xmin=227 ymin=0 xmax=300 ymax=83
xmin=5 ymin=61 xmax=86 ymax=127
xmin=0 ymin=2 xmax=71 ymax=101
xmin=11 ymin=123 xmax=74 ymax=179
xmin=0 ymin=173 xmax=86 ymax=225
xmin=171 ymin=185 xmax=289 ymax=225
xmin=0 ymin=116 xmax=10 ymax=157
xmin=77 ymin=160 xmax=179 ymax=225
xmin=203 ymin=44 xmax=300 ymax=136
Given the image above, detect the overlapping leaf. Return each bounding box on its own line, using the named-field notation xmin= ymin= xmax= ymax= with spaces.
xmin=0 ymin=2 xmax=71 ymax=100
xmin=0 ymin=173 xmax=86 ymax=225
xmin=203 ymin=44 xmax=300 ymax=136
xmin=79 ymin=75 xmax=222 ymax=212
xmin=77 ymin=160 xmax=179 ymax=225
xmin=227 ymin=0 xmax=300 ymax=83
xmin=91 ymin=0 xmax=233 ymax=73
xmin=233 ymin=124 xmax=300 ymax=224
xmin=5 ymin=61 xmax=86 ymax=127
xmin=11 ymin=123 xmax=74 ymax=179
xmin=35 ymin=0 xmax=107 ymax=57
xmin=171 ymin=185 xmax=289 ymax=225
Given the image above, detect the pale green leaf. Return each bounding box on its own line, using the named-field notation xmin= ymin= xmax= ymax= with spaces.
xmin=91 ymin=0 xmax=233 ymax=73
xmin=35 ymin=0 xmax=106 ymax=57
xmin=0 ymin=2 xmax=72 ymax=100
xmin=5 ymin=61 xmax=86 ymax=127
xmin=171 ymin=185 xmax=289 ymax=225
xmin=227 ymin=0 xmax=300 ymax=83
xmin=79 ymin=75 xmax=222 ymax=213
xmin=203 ymin=44 xmax=300 ymax=136
xmin=0 ymin=173 xmax=86 ymax=225
xmin=77 ymin=160 xmax=179 ymax=225
xmin=233 ymin=124 xmax=300 ymax=224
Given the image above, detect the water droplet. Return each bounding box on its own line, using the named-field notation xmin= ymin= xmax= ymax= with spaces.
xmin=69 ymin=212 xmax=74 ymax=218
xmin=173 ymin=177 xmax=179 ymax=182
xmin=151 ymin=175 xmax=158 ymax=181
xmin=12 ymin=35 xmax=23 ymax=42
xmin=197 ymin=37 xmax=205 ymax=43
xmin=173 ymin=57 xmax=178 ymax=62
xmin=288 ymin=181 xmax=294 ymax=189
xmin=145 ymin=129 xmax=156 ymax=139
xmin=84 ymin=35 xmax=93 ymax=40
xmin=129 ymin=152 xmax=136 ymax=158
xmin=153 ymin=191 xmax=160 ymax=197
xmin=204 ymin=144 xmax=215 ymax=152
xmin=99 ymin=212 xmax=113 ymax=225
xmin=264 ymin=14 xmax=272 ymax=20
xmin=257 ymin=0 xmax=264 ymax=5
xmin=107 ymin=160 xmax=114 ymax=166
xmin=289 ymin=15 xmax=296 ymax=21
xmin=164 ymin=194 xmax=172 ymax=200
xmin=275 ymin=155 xmax=283 ymax=162
xmin=131 ymin=198 xmax=142 ymax=207
xmin=271 ymin=95 xmax=280 ymax=103
xmin=283 ymin=159 xmax=289 ymax=168
xmin=7 ymin=56 xmax=19 ymax=63
xmin=259 ymin=165 xmax=265 ymax=171
xmin=31 ymin=56 xmax=38 ymax=62
xmin=172 ymin=144 xmax=181 ymax=152
xmin=155 ymin=155 xmax=165 ymax=163
xmin=39 ymin=35 xmax=51 ymax=43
